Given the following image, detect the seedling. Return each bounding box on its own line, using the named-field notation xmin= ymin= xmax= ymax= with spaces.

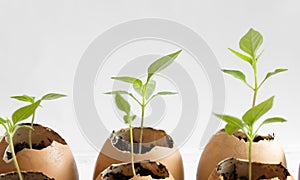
xmin=11 ymin=93 xmax=66 ymax=149
xmin=105 ymin=50 xmax=181 ymax=153
xmin=114 ymin=92 xmax=136 ymax=176
xmin=0 ymin=101 xmax=40 ymax=180
xmin=215 ymin=28 xmax=287 ymax=180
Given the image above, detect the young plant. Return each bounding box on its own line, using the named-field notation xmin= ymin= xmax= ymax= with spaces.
xmin=215 ymin=28 xmax=287 ymax=180
xmin=105 ymin=50 xmax=181 ymax=153
xmin=11 ymin=93 xmax=66 ymax=149
xmin=0 ymin=101 xmax=41 ymax=180
xmin=114 ymin=92 xmax=136 ymax=176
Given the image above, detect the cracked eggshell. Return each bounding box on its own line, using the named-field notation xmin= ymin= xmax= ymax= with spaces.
xmin=93 ymin=127 xmax=184 ymax=180
xmin=97 ymin=160 xmax=174 ymax=180
xmin=197 ymin=129 xmax=287 ymax=180
xmin=208 ymin=157 xmax=294 ymax=180
xmin=0 ymin=123 xmax=78 ymax=180
xmin=0 ymin=171 xmax=54 ymax=180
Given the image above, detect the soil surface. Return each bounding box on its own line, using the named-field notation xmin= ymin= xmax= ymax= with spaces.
xmin=6 ymin=141 xmax=47 ymax=160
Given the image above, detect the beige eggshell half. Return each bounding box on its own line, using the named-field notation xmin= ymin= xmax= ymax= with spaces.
xmin=0 ymin=123 xmax=78 ymax=180
xmin=97 ymin=160 xmax=174 ymax=180
xmin=208 ymin=157 xmax=294 ymax=180
xmin=0 ymin=171 xmax=54 ymax=180
xmin=93 ymin=127 xmax=184 ymax=180
xmin=197 ymin=129 xmax=287 ymax=180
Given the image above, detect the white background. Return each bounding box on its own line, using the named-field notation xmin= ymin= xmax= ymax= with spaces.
xmin=0 ymin=0 xmax=299 ymax=179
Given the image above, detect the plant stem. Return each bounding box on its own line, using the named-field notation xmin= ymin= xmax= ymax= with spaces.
xmin=129 ymin=123 xmax=136 ymax=176
xmin=248 ymin=138 xmax=253 ymax=180
xmin=252 ymin=61 xmax=258 ymax=107
xmin=29 ymin=112 xmax=35 ymax=149
xmin=138 ymin=103 xmax=145 ymax=154
xmin=8 ymin=133 xmax=23 ymax=180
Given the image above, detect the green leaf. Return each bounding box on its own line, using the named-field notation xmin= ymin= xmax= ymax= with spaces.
xmin=123 ymin=115 xmax=136 ymax=124
xmin=111 ymin=76 xmax=141 ymax=84
xmin=0 ymin=117 xmax=5 ymax=124
xmin=256 ymin=50 xmax=264 ymax=61
xmin=225 ymin=124 xmax=239 ymax=135
xmin=104 ymin=90 xmax=130 ymax=95
xmin=228 ymin=48 xmax=252 ymax=64
xmin=147 ymin=50 xmax=182 ymax=81
xmin=41 ymin=93 xmax=67 ymax=100
xmin=239 ymin=28 xmax=263 ymax=58
xmin=12 ymin=100 xmax=41 ymax=124
xmin=242 ymin=96 xmax=274 ymax=126
xmin=133 ymin=79 xmax=143 ymax=96
xmin=11 ymin=95 xmax=35 ymax=103
xmin=156 ymin=92 xmax=178 ymax=95
xmin=222 ymin=69 xmax=248 ymax=85
xmin=214 ymin=113 xmax=244 ymax=129
xmin=261 ymin=69 xmax=288 ymax=85
xmin=145 ymin=80 xmax=156 ymax=100
xmin=260 ymin=117 xmax=287 ymax=126
xmin=115 ymin=93 xmax=131 ymax=115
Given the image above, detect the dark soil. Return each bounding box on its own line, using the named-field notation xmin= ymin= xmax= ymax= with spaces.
xmin=0 ymin=172 xmax=54 ymax=180
xmin=6 ymin=141 xmax=47 ymax=160
xmin=233 ymin=131 xmax=274 ymax=142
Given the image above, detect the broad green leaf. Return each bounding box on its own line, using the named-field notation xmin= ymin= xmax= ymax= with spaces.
xmin=225 ymin=124 xmax=239 ymax=135
xmin=133 ymin=79 xmax=143 ymax=96
xmin=228 ymin=48 xmax=252 ymax=64
xmin=239 ymin=28 xmax=263 ymax=58
xmin=41 ymin=93 xmax=66 ymax=100
xmin=214 ymin=113 xmax=244 ymax=129
xmin=0 ymin=117 xmax=5 ymax=124
xmin=145 ymin=80 xmax=156 ymax=100
xmin=242 ymin=96 xmax=274 ymax=126
xmin=147 ymin=50 xmax=182 ymax=81
xmin=261 ymin=69 xmax=288 ymax=85
xmin=115 ymin=93 xmax=130 ymax=115
xmin=222 ymin=69 xmax=248 ymax=85
xmin=12 ymin=100 xmax=41 ymax=124
xmin=111 ymin=76 xmax=141 ymax=84
xmin=104 ymin=90 xmax=130 ymax=95
xmin=11 ymin=95 xmax=35 ymax=103
xmin=260 ymin=117 xmax=287 ymax=126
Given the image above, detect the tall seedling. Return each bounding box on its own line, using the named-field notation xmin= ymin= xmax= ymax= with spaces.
xmin=215 ymin=28 xmax=287 ymax=180
xmin=11 ymin=93 xmax=66 ymax=149
xmin=106 ymin=50 xmax=181 ymax=153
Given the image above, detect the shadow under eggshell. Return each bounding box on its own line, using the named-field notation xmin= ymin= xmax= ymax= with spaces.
xmin=93 ymin=127 xmax=184 ymax=180
xmin=197 ymin=129 xmax=287 ymax=180
xmin=0 ymin=123 xmax=78 ymax=180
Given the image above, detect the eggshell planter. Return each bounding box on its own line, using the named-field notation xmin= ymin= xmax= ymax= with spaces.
xmin=93 ymin=127 xmax=184 ymax=179
xmin=0 ymin=123 xmax=79 ymax=180
xmin=97 ymin=160 xmax=174 ymax=180
xmin=0 ymin=172 xmax=54 ymax=180
xmin=208 ymin=157 xmax=294 ymax=180
xmin=197 ymin=129 xmax=287 ymax=180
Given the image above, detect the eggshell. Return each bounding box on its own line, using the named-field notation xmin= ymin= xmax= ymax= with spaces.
xmin=0 ymin=123 xmax=78 ymax=180
xmin=93 ymin=127 xmax=184 ymax=180
xmin=208 ymin=157 xmax=294 ymax=180
xmin=197 ymin=129 xmax=287 ymax=180
xmin=97 ymin=160 xmax=174 ymax=180
xmin=0 ymin=171 xmax=54 ymax=180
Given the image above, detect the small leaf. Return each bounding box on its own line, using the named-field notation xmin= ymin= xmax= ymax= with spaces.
xmin=261 ymin=69 xmax=288 ymax=84
xmin=214 ymin=113 xmax=244 ymax=129
xmin=133 ymin=79 xmax=143 ymax=96
xmin=104 ymin=90 xmax=130 ymax=95
xmin=225 ymin=124 xmax=239 ymax=135
xmin=111 ymin=76 xmax=141 ymax=84
xmin=156 ymin=91 xmax=178 ymax=95
xmin=256 ymin=50 xmax=264 ymax=61
xmin=147 ymin=50 xmax=182 ymax=81
xmin=115 ymin=93 xmax=131 ymax=115
xmin=11 ymin=95 xmax=35 ymax=103
xmin=0 ymin=117 xmax=5 ymax=124
xmin=242 ymin=96 xmax=274 ymax=126
xmin=123 ymin=115 xmax=136 ymax=124
xmin=261 ymin=117 xmax=287 ymax=126
xmin=228 ymin=48 xmax=252 ymax=64
xmin=12 ymin=100 xmax=41 ymax=124
xmin=222 ymin=69 xmax=248 ymax=85
xmin=145 ymin=80 xmax=156 ymax=100
xmin=239 ymin=28 xmax=263 ymax=58
xmin=41 ymin=93 xmax=67 ymax=100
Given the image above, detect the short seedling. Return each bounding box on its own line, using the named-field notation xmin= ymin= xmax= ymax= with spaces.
xmin=105 ymin=50 xmax=181 ymax=153
xmin=215 ymin=28 xmax=287 ymax=180
xmin=0 ymin=100 xmax=40 ymax=180
xmin=11 ymin=93 xmax=66 ymax=149
xmin=114 ymin=92 xmax=136 ymax=176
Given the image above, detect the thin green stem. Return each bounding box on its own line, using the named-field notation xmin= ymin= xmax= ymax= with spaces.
xmin=138 ymin=103 xmax=145 ymax=154
xmin=29 ymin=112 xmax=35 ymax=149
xmin=252 ymin=61 xmax=258 ymax=107
xmin=129 ymin=94 xmax=142 ymax=106
xmin=129 ymin=123 xmax=136 ymax=176
xmin=248 ymin=138 xmax=253 ymax=180
xmin=8 ymin=133 xmax=23 ymax=180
